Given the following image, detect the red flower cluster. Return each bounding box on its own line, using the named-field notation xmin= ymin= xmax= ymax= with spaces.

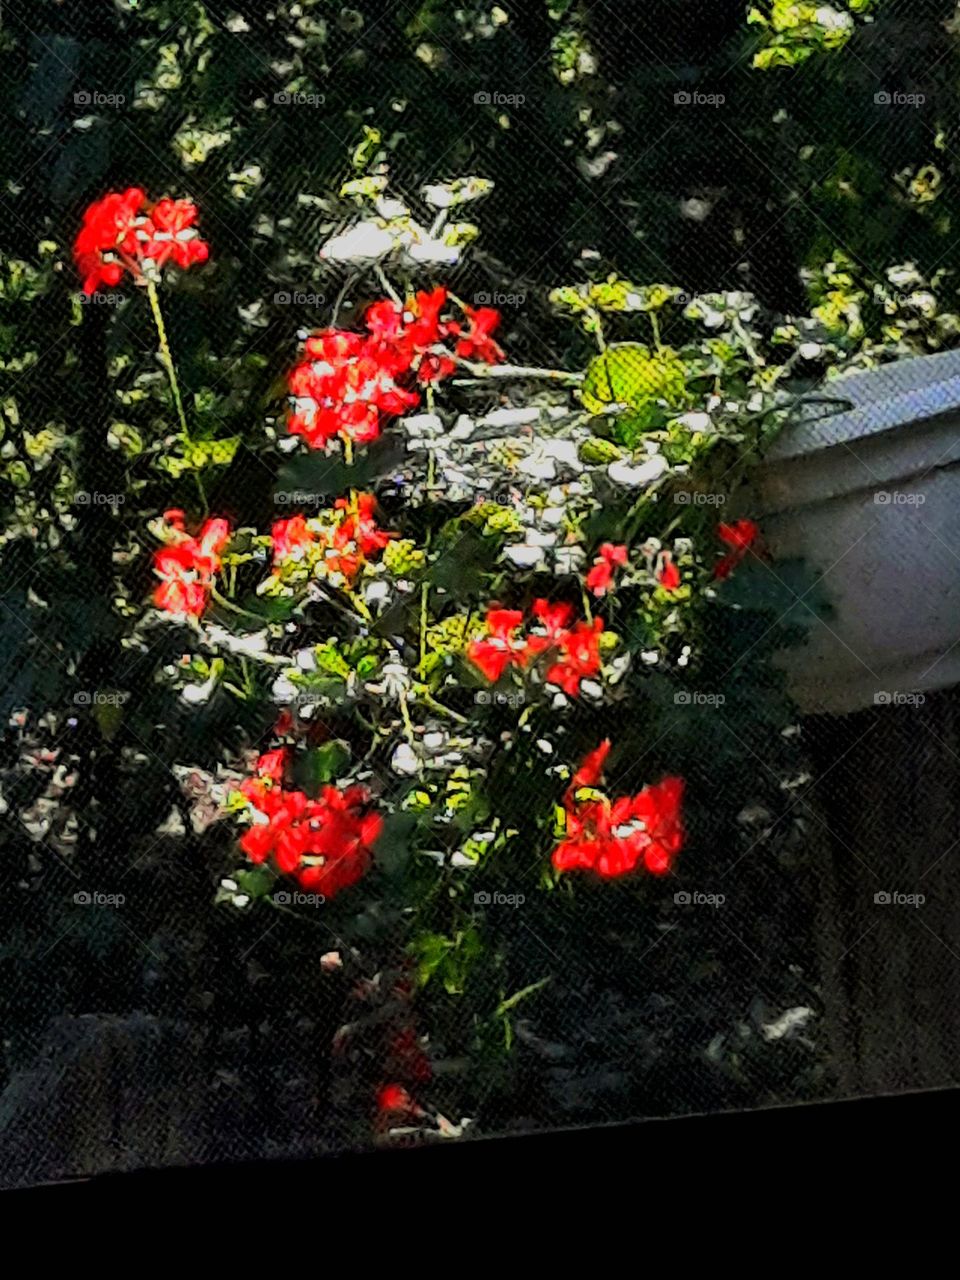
xmin=270 ymin=493 xmax=393 ymax=582
xmin=586 ymin=543 xmax=628 ymax=597
xmin=714 ymin=519 xmax=759 ymax=580
xmin=552 ymin=740 xmax=685 ymax=879
xmin=467 ymin=599 xmax=604 ymax=697
xmin=153 ymin=510 xmax=230 ymax=617
xmin=74 ymin=188 xmax=208 ymax=295
xmin=287 ymin=287 xmax=503 ymax=449
xmin=238 ymin=748 xmax=382 ymax=899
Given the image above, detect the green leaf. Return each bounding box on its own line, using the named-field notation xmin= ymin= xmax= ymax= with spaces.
xmin=581 ymin=343 xmax=687 ymax=416
xmin=292 ymin=740 xmax=350 ymax=794
xmin=374 ymin=811 xmax=417 ymax=877
xmin=235 ymin=865 xmax=276 ymax=899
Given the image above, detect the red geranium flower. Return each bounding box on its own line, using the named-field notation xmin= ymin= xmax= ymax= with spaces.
xmin=656 ymin=552 xmax=682 ymax=592
xmin=714 ymin=519 xmax=759 ymax=580
xmin=586 ymin=543 xmax=629 ymax=597
xmin=552 ymin=745 xmax=685 ymax=879
xmin=238 ymin=750 xmax=381 ymax=899
xmin=271 ymin=515 xmax=315 ymax=562
xmin=74 ymin=189 xmax=208 ymax=295
xmin=142 ymin=197 xmax=210 ymax=271
xmin=376 ymin=1083 xmax=424 ymax=1118
xmin=545 ymin=618 xmax=604 ymax=696
xmin=454 ymin=305 xmax=504 ymax=364
xmin=467 ymin=608 xmax=530 ymax=683
xmin=153 ymin=513 xmax=230 ymax=617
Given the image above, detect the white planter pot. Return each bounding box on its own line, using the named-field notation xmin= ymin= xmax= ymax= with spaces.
xmin=751 ymin=349 xmax=960 ymax=715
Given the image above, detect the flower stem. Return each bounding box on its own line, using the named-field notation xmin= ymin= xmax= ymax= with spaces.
xmin=453 ymin=363 xmax=583 ymax=384
xmin=146 ymin=278 xmax=206 ymax=513
xmin=146 ymin=278 xmax=189 ymax=440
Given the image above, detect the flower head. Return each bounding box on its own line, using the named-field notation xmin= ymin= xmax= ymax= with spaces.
xmin=552 ymin=747 xmax=685 ymax=880
xmin=153 ymin=512 xmax=230 ymax=618
xmin=74 ymin=189 xmax=208 ymax=295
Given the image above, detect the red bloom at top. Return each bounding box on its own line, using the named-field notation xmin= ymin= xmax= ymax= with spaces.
xmin=142 ymin=197 xmax=210 ymax=272
xmin=74 ymin=189 xmax=208 ymax=295
xmin=552 ymin=744 xmax=685 ymax=880
xmin=586 ymin=543 xmax=629 ymax=597
xmin=153 ymin=512 xmax=230 ymax=617
xmin=714 ymin=519 xmax=759 ymax=580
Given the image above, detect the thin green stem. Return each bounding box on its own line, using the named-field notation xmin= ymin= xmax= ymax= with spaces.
xmin=146 ymin=278 xmax=206 ymax=514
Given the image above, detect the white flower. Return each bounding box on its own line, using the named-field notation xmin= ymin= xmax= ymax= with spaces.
xmin=391 ymin=742 xmax=419 ymax=776
xmin=815 ymin=7 xmax=853 ymax=33
xmin=319 ymin=221 xmax=395 ymax=263
xmin=271 ymin=673 xmax=298 ymax=702
xmin=799 ymin=341 xmax=822 ymax=360
xmin=675 ymin=411 xmax=713 ymax=433
xmin=402 ymin=236 xmax=461 ymax=266
xmin=607 ymin=455 xmax=669 ymax=487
